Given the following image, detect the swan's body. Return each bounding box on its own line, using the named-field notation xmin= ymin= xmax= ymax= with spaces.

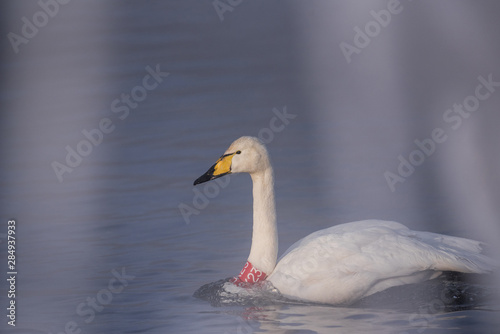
xmin=194 ymin=136 xmax=495 ymax=305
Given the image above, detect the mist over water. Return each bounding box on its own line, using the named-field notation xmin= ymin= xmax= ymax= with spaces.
xmin=1 ymin=1 xmax=500 ymax=333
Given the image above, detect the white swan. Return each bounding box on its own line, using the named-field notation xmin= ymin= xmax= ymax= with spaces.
xmin=194 ymin=136 xmax=495 ymax=305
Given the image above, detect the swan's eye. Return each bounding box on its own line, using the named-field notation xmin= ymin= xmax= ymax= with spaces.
xmin=236 ymin=150 xmax=241 ymax=154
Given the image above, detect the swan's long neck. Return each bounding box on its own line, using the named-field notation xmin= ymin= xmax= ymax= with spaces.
xmin=247 ymin=166 xmax=278 ymax=275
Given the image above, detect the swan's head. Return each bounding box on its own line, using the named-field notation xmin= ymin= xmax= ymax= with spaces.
xmin=194 ymin=136 xmax=270 ymax=185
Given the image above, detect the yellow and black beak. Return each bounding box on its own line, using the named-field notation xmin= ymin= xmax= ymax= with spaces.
xmin=193 ymin=153 xmax=235 ymax=185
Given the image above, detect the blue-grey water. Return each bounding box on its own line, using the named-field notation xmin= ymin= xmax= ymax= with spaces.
xmin=1 ymin=1 xmax=500 ymax=333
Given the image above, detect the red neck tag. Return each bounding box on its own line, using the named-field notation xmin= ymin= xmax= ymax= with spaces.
xmin=231 ymin=261 xmax=267 ymax=286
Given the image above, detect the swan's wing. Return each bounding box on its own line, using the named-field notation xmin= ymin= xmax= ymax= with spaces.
xmin=397 ymin=229 xmax=495 ymax=273
xmin=278 ymin=220 xmax=409 ymax=259
xmin=268 ymin=220 xmax=495 ymax=304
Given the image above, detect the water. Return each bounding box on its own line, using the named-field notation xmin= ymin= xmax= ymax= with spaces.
xmin=1 ymin=1 xmax=500 ymax=333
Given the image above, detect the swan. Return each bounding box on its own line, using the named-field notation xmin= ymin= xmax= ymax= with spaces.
xmin=193 ymin=136 xmax=495 ymax=305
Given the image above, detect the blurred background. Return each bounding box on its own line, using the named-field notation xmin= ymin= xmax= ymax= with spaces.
xmin=1 ymin=1 xmax=499 ymax=333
